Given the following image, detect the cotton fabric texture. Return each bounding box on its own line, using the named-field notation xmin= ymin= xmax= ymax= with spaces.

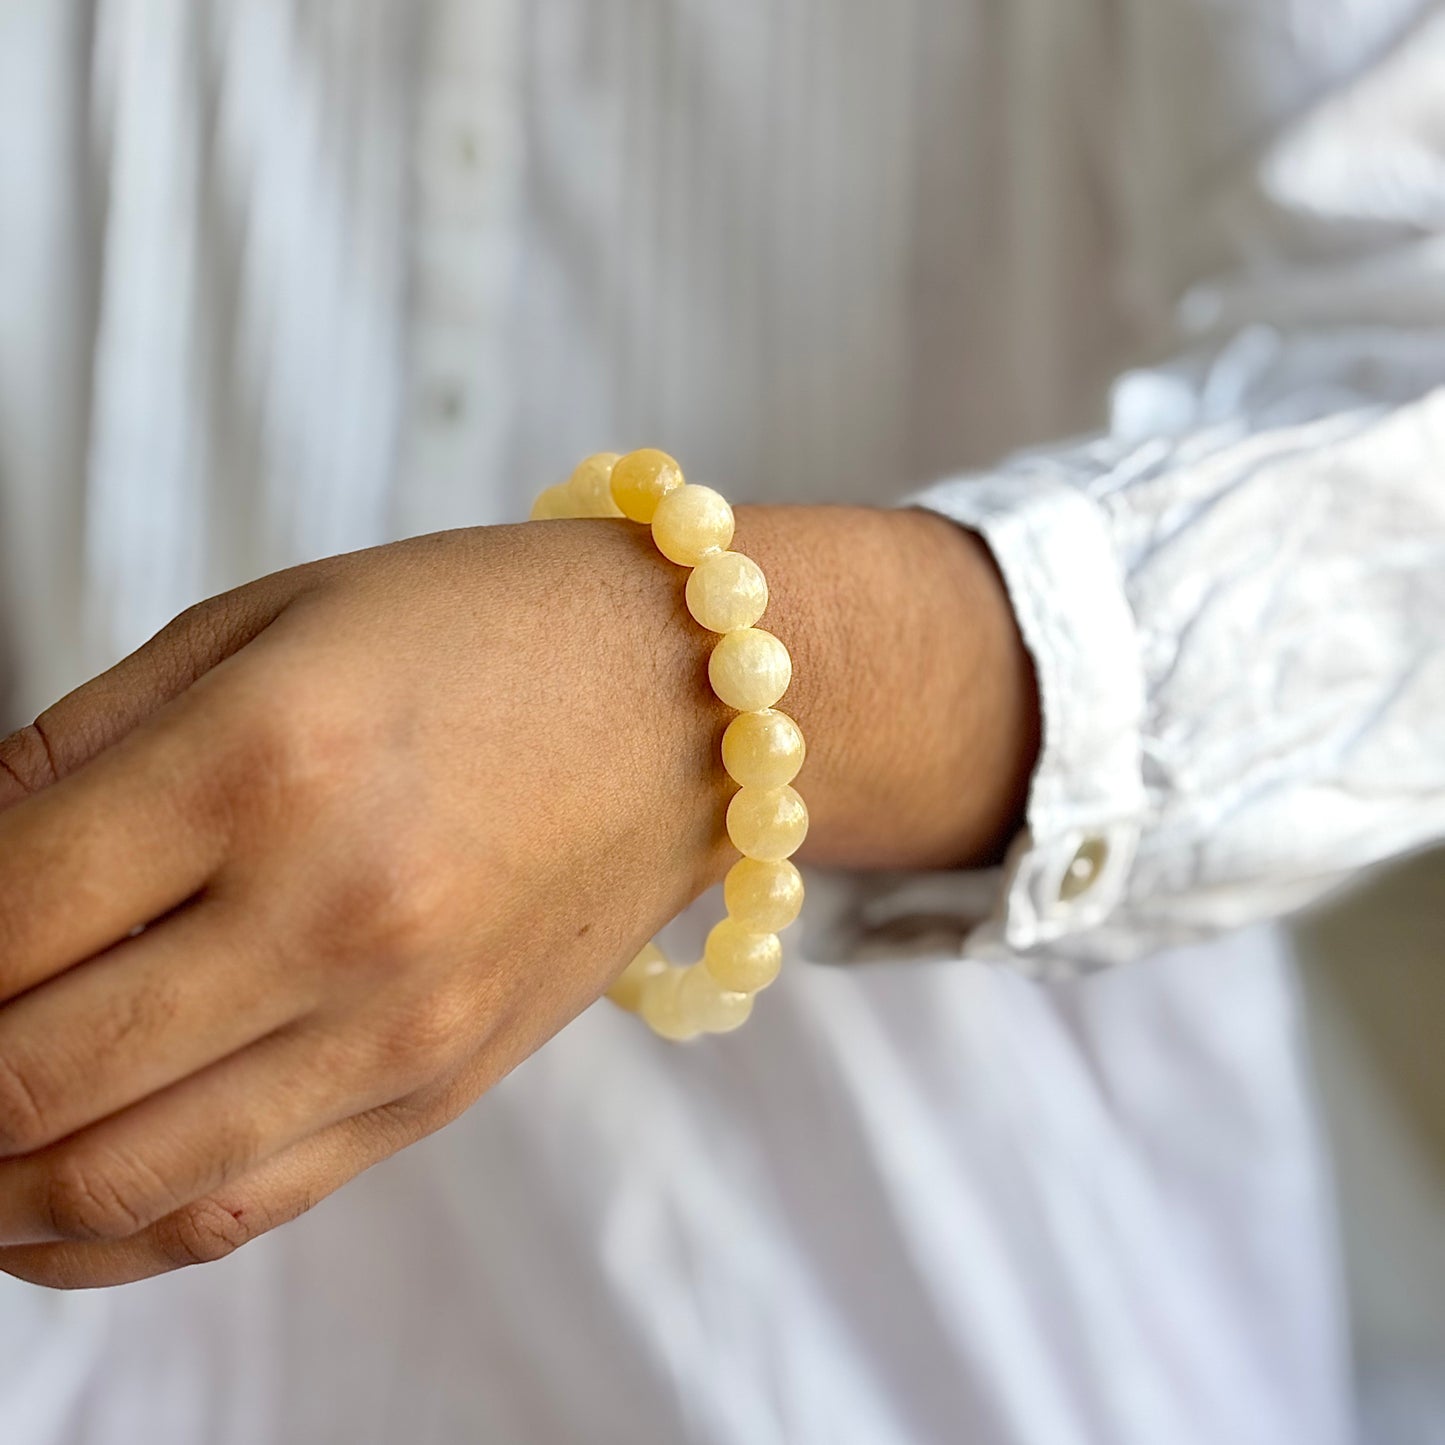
xmin=0 ymin=2 xmax=1442 ymax=1443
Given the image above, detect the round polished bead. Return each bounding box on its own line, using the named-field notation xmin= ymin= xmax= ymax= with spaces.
xmin=605 ymin=941 xmax=669 ymax=1013
xmin=723 ymin=857 xmax=804 ymax=933
xmin=639 ymin=966 xmax=702 ymax=1042
xmin=721 ymin=709 xmax=805 ymax=789
xmin=677 ymin=963 xmax=755 ymax=1034
xmin=703 ymin=920 xmax=783 ymax=993
xmin=651 ymin=484 xmax=734 ymax=566
xmin=727 ymin=784 xmax=809 ymax=860
xmin=610 ymin=448 xmax=685 ymax=523
xmin=567 ymin=452 xmax=623 ymax=517
xmin=530 ymin=483 xmax=576 ymax=520
xmin=685 ymin=550 xmax=768 ymax=633
xmin=708 ymin=628 xmax=792 ymax=711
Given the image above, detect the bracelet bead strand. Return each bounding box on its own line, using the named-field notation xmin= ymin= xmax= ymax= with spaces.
xmin=530 ymin=450 xmax=807 ymax=1040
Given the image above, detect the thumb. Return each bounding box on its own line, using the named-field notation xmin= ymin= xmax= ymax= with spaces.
xmin=0 ymin=575 xmax=299 ymax=809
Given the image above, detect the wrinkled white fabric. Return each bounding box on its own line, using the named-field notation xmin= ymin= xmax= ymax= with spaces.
xmin=889 ymin=8 xmax=1445 ymax=971
xmin=0 ymin=1 xmax=1441 ymax=1442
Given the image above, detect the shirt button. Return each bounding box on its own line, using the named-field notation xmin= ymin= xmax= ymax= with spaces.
xmin=1059 ymin=836 xmax=1109 ymax=902
xmin=422 ymin=380 xmax=468 ymax=427
xmin=456 ymin=129 xmax=482 ymax=170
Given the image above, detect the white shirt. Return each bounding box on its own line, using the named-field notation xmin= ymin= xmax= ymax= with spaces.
xmin=0 ymin=2 xmax=1442 ymax=1442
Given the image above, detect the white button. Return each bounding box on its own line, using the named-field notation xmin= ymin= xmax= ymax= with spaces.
xmin=416 ymin=89 xmax=499 ymax=220
xmin=421 ymin=379 xmax=468 ymax=427
xmin=456 ymin=129 xmax=482 ymax=170
xmin=1059 ymin=836 xmax=1109 ymax=902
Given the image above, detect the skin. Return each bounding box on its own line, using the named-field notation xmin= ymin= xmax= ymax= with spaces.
xmin=0 ymin=504 xmax=1038 ymax=1287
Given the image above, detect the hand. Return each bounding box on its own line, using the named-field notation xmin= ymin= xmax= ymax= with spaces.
xmin=0 ymin=505 xmax=1037 ymax=1288
xmin=0 ymin=521 xmax=733 ymax=1286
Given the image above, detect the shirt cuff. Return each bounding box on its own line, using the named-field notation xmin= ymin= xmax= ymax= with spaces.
xmin=803 ymin=471 xmax=1148 ymax=976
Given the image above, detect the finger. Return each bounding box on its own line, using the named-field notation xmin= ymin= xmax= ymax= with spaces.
xmin=0 ymin=1014 xmax=428 ymax=1246
xmin=0 ymin=1093 xmax=433 ymax=1289
xmin=0 ymin=898 xmax=309 ymax=1156
xmin=0 ymin=578 xmax=296 ymax=811
xmin=0 ymin=994 xmax=560 ymax=1288
xmin=0 ymin=994 xmax=568 ymax=1287
xmin=0 ymin=692 xmax=237 ymax=1002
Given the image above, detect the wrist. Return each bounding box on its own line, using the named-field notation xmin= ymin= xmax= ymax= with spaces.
xmin=517 ymin=470 xmax=1036 ymax=1045
xmin=520 ymin=517 xmax=736 ymax=899
xmin=730 ymin=503 xmax=1039 ymax=870
xmin=528 ymin=495 xmax=1039 ymax=896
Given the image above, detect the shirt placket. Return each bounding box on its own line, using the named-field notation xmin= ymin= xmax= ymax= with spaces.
xmin=395 ymin=0 xmax=523 ymax=538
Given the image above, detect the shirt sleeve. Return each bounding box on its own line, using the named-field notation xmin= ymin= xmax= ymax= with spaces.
xmin=805 ymin=10 xmax=1445 ymax=975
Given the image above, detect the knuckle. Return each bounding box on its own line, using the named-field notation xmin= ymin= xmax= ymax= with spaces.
xmin=218 ymin=671 xmax=385 ymax=845
xmin=45 ymin=1153 xmax=160 ymax=1242
xmin=0 ymin=1052 xmax=52 ymax=1154
xmin=0 ymin=722 xmax=59 ymax=796
xmin=377 ymin=1075 xmax=474 ymax=1141
xmin=238 ymin=669 xmax=362 ymax=795
xmin=152 ymin=1196 xmax=257 ymax=1270
xmin=203 ymin=694 xmax=297 ymax=825
xmin=152 ymin=604 xmax=223 ymax=692
xmin=309 ymin=841 xmax=453 ymax=969
xmin=165 ymin=594 xmax=231 ymax=650
xmin=349 ymin=853 xmax=442 ymax=951
xmin=74 ymin=975 xmax=181 ymax=1065
xmin=369 ymin=990 xmax=475 ymax=1083
xmin=206 ymin=1111 xmax=268 ymax=1187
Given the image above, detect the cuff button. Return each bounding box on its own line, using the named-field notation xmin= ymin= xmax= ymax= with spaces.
xmin=1059 ymin=836 xmax=1109 ymax=902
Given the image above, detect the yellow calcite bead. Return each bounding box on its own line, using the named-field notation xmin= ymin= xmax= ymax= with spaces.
xmin=639 ymin=966 xmax=702 ymax=1042
xmin=677 ymin=963 xmax=754 ymax=1034
xmin=610 ymin=448 xmax=685 ymax=523
xmin=724 ymin=857 xmax=804 ymax=933
xmin=727 ymin=784 xmax=809 ymax=860
xmin=703 ymin=920 xmax=783 ymax=993
xmin=530 ymin=483 xmax=576 ymax=520
xmin=567 ymin=452 xmax=623 ymax=517
xmin=685 ymin=551 xmax=768 ymax=633
xmin=651 ymin=484 xmax=734 ymax=566
xmin=708 ymin=628 xmax=792 ymax=711
xmin=721 ymin=709 xmax=805 ymax=789
xmin=606 ymin=941 xmax=669 ymax=1013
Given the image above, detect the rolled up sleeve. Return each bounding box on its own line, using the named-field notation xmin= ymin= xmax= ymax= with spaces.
xmin=911 ymin=469 xmax=1147 ymax=959
xmin=889 ymin=390 xmax=1445 ymax=974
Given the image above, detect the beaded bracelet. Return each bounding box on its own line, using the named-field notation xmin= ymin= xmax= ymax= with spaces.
xmin=530 ymin=449 xmax=807 ymax=1041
